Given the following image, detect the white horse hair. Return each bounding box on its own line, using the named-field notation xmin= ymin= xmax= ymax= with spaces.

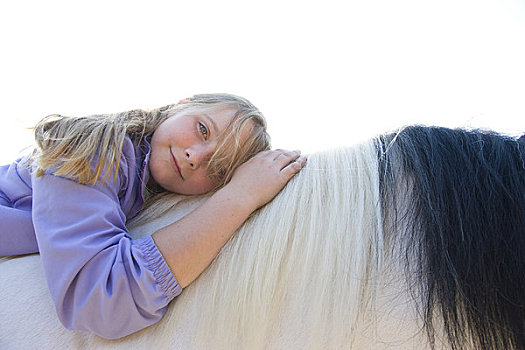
xmin=2 ymin=126 xmax=524 ymax=349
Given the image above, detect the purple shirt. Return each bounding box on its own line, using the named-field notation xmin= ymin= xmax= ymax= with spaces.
xmin=0 ymin=136 xmax=182 ymax=339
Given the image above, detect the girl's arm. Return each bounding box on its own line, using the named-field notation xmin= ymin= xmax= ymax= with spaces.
xmin=152 ymin=149 xmax=305 ymax=287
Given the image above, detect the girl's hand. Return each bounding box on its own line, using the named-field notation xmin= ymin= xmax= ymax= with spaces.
xmin=224 ymin=149 xmax=307 ymax=210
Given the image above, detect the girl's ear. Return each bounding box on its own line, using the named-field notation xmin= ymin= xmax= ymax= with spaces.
xmin=178 ymin=98 xmax=191 ymax=104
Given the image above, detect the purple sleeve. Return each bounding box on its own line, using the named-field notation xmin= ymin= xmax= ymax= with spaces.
xmin=31 ymin=169 xmax=182 ymax=339
xmin=0 ymin=159 xmax=38 ymax=256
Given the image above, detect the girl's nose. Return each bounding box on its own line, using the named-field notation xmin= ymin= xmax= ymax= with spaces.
xmin=185 ymin=146 xmax=212 ymax=169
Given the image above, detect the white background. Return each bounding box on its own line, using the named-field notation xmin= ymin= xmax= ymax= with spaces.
xmin=1 ymin=0 xmax=524 ymax=165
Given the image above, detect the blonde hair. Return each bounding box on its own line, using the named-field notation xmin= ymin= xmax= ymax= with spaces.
xmin=29 ymin=93 xmax=270 ymax=189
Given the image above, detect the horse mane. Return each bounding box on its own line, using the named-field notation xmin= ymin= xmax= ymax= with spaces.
xmin=130 ymin=126 xmax=525 ymax=349
xmin=378 ymin=126 xmax=525 ymax=350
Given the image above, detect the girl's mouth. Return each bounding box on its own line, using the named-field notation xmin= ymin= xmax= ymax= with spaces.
xmin=169 ymin=148 xmax=184 ymax=180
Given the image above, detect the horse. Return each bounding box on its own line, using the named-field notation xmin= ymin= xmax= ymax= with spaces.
xmin=1 ymin=125 xmax=524 ymax=349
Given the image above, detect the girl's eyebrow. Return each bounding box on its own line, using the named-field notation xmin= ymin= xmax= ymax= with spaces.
xmin=202 ymin=113 xmax=219 ymax=135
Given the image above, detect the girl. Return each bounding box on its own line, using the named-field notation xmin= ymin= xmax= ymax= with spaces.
xmin=0 ymin=93 xmax=306 ymax=339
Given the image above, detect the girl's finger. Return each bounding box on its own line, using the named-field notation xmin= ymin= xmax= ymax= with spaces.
xmin=281 ymin=156 xmax=307 ymax=176
xmin=274 ymin=150 xmax=301 ymax=162
xmin=257 ymin=149 xmax=287 ymax=160
xmin=254 ymin=149 xmax=278 ymax=158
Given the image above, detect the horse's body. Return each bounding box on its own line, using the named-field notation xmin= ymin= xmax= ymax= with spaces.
xmin=1 ymin=126 xmax=524 ymax=349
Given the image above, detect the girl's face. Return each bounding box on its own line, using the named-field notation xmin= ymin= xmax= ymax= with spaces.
xmin=149 ymin=108 xmax=236 ymax=195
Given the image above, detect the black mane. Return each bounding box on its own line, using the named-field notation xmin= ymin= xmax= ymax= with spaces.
xmin=378 ymin=126 xmax=525 ymax=350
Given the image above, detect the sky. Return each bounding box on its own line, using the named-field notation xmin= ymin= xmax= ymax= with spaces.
xmin=1 ymin=0 xmax=524 ymax=165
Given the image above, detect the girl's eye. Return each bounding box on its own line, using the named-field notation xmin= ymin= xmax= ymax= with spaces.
xmin=198 ymin=122 xmax=209 ymax=139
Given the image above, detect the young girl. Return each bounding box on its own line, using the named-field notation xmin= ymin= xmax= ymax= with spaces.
xmin=0 ymin=93 xmax=306 ymax=339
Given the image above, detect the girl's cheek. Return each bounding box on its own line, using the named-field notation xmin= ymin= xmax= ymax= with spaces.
xmin=200 ymin=176 xmax=218 ymax=192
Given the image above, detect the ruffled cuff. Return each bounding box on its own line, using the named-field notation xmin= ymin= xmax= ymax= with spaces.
xmin=135 ymin=235 xmax=183 ymax=300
